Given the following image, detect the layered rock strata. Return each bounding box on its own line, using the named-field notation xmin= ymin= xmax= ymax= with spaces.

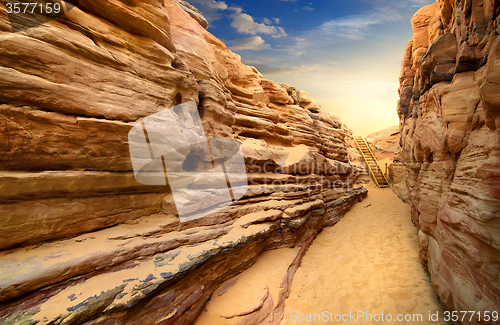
xmin=396 ymin=0 xmax=500 ymax=320
xmin=0 ymin=1 xmax=366 ymax=324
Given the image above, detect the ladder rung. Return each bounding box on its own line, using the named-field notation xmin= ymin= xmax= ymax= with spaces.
xmin=354 ymin=135 xmax=390 ymax=188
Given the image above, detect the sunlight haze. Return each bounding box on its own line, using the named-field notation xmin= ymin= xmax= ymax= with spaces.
xmin=187 ymin=0 xmax=436 ymax=136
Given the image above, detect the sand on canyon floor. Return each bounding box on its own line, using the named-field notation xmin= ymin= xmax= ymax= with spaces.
xmin=196 ymin=182 xmax=451 ymax=325
xmin=281 ymin=182 xmax=450 ymax=325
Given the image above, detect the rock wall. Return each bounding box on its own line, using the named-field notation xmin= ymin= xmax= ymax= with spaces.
xmin=0 ymin=1 xmax=366 ymax=324
xmin=396 ymin=0 xmax=500 ymax=320
xmin=365 ymin=125 xmax=400 ymax=162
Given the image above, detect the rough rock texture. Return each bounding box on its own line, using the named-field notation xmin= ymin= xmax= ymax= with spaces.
xmin=389 ymin=155 xmax=409 ymax=203
xmin=365 ymin=125 xmax=400 ymax=162
xmin=194 ymin=247 xmax=307 ymax=324
xmin=396 ymin=0 xmax=500 ymax=321
xmin=174 ymin=0 xmax=209 ymax=29
xmin=0 ymin=1 xmax=366 ymax=324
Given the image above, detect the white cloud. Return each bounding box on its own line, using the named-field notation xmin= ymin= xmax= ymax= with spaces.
xmin=248 ymin=62 xmax=335 ymax=75
xmin=317 ymin=10 xmax=402 ymax=40
xmin=311 ymin=0 xmax=436 ymax=42
xmin=292 ymin=6 xmax=405 ymax=51
xmin=362 ymin=0 xmax=435 ymax=11
xmin=242 ymin=56 xmax=277 ymax=65
xmin=303 ymin=5 xmax=315 ymax=11
xmin=278 ymin=0 xmax=298 ymax=2
xmin=229 ymin=7 xmax=287 ymax=38
xmin=262 ymin=17 xmax=272 ymax=24
xmin=231 ymin=36 xmax=271 ymax=51
xmin=185 ymin=0 xmax=228 ymax=22
xmin=275 ymin=27 xmax=287 ymax=38
xmin=409 ymin=0 xmax=436 ymax=6
xmin=273 ymin=17 xmax=280 ymax=24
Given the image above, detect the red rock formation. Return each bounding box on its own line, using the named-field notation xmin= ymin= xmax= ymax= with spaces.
xmin=366 ymin=125 xmax=400 ymax=162
xmin=396 ymin=0 xmax=500 ymax=321
xmin=0 ymin=1 xmax=366 ymax=324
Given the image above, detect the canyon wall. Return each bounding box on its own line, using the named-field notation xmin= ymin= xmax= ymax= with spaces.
xmin=0 ymin=1 xmax=366 ymax=324
xmin=396 ymin=0 xmax=500 ymax=320
xmin=366 ymin=126 xmax=400 ymax=162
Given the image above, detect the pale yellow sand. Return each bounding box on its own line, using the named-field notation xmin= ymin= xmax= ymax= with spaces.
xmin=195 ymin=183 xmax=450 ymax=325
xmin=281 ymin=183 xmax=449 ymax=325
xmin=195 ymin=247 xmax=300 ymax=325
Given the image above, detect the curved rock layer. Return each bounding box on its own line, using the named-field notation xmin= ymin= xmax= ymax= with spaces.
xmin=0 ymin=1 xmax=366 ymax=324
xmin=396 ymin=0 xmax=500 ymax=320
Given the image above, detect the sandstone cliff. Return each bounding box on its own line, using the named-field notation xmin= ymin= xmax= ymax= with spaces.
xmin=366 ymin=125 xmax=400 ymax=162
xmin=396 ymin=0 xmax=500 ymax=320
xmin=0 ymin=1 xmax=366 ymax=324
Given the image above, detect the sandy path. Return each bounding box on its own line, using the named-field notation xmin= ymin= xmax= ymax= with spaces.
xmin=281 ymin=183 xmax=449 ymax=325
xmin=195 ymin=248 xmax=300 ymax=325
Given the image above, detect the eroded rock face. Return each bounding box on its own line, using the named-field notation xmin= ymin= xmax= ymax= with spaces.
xmin=0 ymin=1 xmax=366 ymax=324
xmin=366 ymin=125 xmax=400 ymax=162
xmin=396 ymin=0 xmax=500 ymax=320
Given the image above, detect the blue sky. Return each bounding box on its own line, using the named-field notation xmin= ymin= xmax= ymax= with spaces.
xmin=186 ymin=0 xmax=435 ymax=136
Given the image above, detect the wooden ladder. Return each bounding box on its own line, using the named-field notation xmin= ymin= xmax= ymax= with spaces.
xmin=353 ymin=136 xmax=390 ymax=188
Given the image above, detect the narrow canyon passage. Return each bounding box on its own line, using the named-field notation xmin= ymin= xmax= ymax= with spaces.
xmin=195 ymin=183 xmax=452 ymax=324
xmin=0 ymin=0 xmax=499 ymax=323
xmin=281 ymin=183 xmax=449 ymax=324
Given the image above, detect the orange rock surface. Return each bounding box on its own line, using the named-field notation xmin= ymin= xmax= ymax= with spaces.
xmin=0 ymin=1 xmax=366 ymax=324
xmin=395 ymin=0 xmax=500 ymax=321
